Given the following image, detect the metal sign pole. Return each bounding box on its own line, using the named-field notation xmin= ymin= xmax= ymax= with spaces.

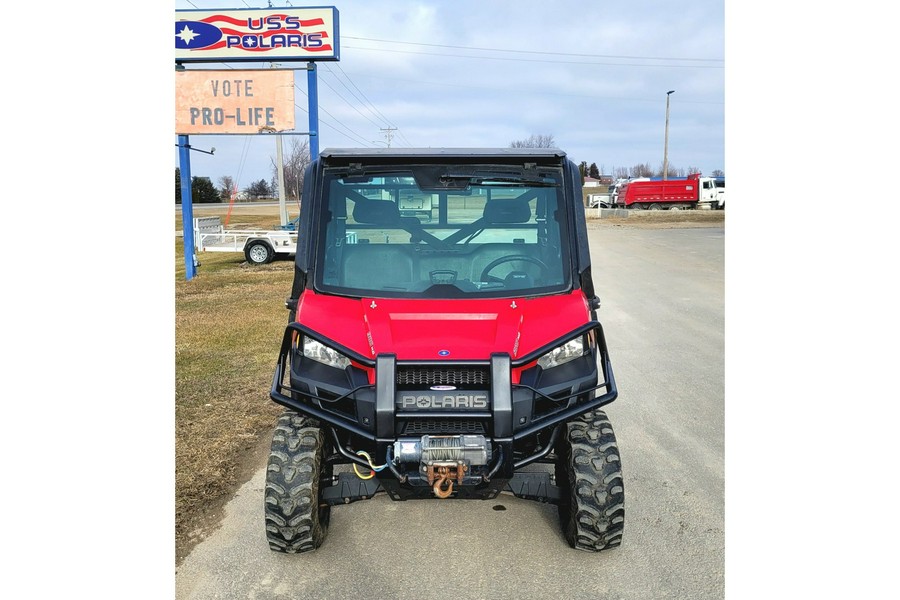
xmin=178 ymin=134 xmax=197 ymax=280
xmin=308 ymin=63 xmax=319 ymax=158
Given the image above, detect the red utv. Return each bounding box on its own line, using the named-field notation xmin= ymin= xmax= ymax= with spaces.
xmin=267 ymin=148 xmax=623 ymax=553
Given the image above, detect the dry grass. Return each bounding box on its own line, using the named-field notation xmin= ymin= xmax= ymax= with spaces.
xmin=175 ymin=211 xmax=292 ymax=563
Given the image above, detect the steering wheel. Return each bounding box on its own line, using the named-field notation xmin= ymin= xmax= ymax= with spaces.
xmin=479 ymin=255 xmax=550 ymax=283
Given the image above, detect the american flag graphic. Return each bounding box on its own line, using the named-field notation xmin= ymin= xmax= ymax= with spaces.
xmin=175 ymin=9 xmax=337 ymax=59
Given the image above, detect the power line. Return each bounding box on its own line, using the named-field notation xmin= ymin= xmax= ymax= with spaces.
xmin=331 ymin=63 xmax=396 ymax=128
xmin=317 ymin=66 xmax=387 ymax=131
xmin=292 ymin=87 xmax=373 ymax=147
xmin=339 ymin=70 xmax=724 ymax=106
xmin=326 ymin=64 xmax=416 ymax=145
xmin=344 ymin=35 xmax=723 ymax=64
xmin=342 ymin=45 xmax=723 ymax=69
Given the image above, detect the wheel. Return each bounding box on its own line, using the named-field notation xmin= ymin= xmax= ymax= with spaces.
xmin=648 ymin=203 xmax=662 ymax=211
xmin=245 ymin=240 xmax=274 ymax=265
xmin=555 ymin=409 xmax=625 ymax=552
xmin=669 ymin=205 xmax=682 ymax=211
xmin=264 ymin=411 xmax=332 ymax=553
xmin=630 ymin=203 xmax=644 ymax=210
xmin=479 ymin=255 xmax=549 ymax=283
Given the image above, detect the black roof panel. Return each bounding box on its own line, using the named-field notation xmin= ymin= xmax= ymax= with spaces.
xmin=320 ymin=147 xmax=567 ymax=160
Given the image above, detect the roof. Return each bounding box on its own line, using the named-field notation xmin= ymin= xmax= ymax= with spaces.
xmin=320 ymin=147 xmax=567 ymax=159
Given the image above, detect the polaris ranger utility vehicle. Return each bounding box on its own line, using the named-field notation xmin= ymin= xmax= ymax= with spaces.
xmin=266 ymin=148 xmax=623 ymax=553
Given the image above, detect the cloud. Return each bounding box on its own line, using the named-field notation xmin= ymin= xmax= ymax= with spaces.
xmin=175 ymin=0 xmax=725 ymax=186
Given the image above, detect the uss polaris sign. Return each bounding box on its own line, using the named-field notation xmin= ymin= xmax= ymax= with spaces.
xmin=175 ymin=7 xmax=340 ymax=63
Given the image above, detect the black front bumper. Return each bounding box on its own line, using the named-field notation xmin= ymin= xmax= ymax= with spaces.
xmin=269 ymin=321 xmax=617 ymax=478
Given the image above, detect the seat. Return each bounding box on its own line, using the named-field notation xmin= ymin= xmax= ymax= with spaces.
xmin=341 ymin=245 xmax=415 ymax=289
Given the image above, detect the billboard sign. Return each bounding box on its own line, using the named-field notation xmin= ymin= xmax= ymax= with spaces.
xmin=175 ymin=7 xmax=339 ymax=63
xmin=175 ymin=70 xmax=295 ymax=134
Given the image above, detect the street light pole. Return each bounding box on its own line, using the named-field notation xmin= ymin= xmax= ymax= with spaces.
xmin=663 ymin=90 xmax=675 ymax=181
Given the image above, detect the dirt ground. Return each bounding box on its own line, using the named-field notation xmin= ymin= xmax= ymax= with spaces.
xmin=587 ymin=209 xmax=725 ymax=228
xmin=174 ymin=209 xmax=724 ymax=565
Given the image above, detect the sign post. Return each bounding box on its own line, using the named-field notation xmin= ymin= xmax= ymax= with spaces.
xmin=178 ymin=135 xmax=196 ymax=280
xmin=308 ymin=63 xmax=319 ymax=158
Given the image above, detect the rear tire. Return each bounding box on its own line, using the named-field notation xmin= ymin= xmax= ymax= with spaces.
xmin=648 ymin=203 xmax=662 ymax=210
xmin=264 ymin=411 xmax=331 ymax=553
xmin=555 ymin=409 xmax=625 ymax=552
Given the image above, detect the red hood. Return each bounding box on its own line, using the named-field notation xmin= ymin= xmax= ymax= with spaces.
xmin=295 ymin=289 xmax=590 ymax=362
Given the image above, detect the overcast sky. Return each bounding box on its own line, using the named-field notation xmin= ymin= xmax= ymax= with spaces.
xmin=174 ymin=0 xmax=724 ymax=190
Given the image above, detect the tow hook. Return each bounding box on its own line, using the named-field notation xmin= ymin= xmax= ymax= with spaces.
xmin=433 ymin=473 xmax=454 ymax=498
xmin=427 ymin=464 xmax=466 ymax=499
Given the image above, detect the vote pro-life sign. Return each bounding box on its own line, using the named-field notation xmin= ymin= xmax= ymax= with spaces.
xmin=175 ymin=7 xmax=338 ymax=135
xmin=175 ymin=70 xmax=295 ymax=135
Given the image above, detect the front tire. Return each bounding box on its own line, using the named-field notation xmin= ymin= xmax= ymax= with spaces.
xmin=556 ymin=409 xmax=625 ymax=552
xmin=264 ymin=411 xmax=331 ymax=553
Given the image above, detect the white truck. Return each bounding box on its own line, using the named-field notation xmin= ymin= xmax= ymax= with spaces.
xmin=193 ymin=216 xmax=298 ymax=265
xmin=713 ymin=176 xmax=725 ymax=209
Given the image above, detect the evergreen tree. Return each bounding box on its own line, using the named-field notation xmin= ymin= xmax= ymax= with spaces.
xmin=192 ymin=176 xmax=220 ymax=204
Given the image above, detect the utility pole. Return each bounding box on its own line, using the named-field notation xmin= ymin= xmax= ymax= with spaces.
xmin=269 ymin=62 xmax=288 ymax=227
xmin=275 ymin=134 xmax=288 ymax=227
xmin=663 ymin=90 xmax=675 ymax=181
xmin=380 ymin=127 xmax=397 ymax=148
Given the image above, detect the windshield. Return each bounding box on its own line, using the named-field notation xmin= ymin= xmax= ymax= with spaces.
xmin=314 ymin=166 xmax=571 ymax=299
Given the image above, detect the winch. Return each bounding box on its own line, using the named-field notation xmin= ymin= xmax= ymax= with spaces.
xmin=393 ymin=435 xmax=491 ymax=498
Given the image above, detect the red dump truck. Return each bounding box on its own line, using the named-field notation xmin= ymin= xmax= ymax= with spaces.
xmin=612 ymin=173 xmax=718 ymax=210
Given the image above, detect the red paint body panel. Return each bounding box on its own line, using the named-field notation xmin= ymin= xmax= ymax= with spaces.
xmin=296 ymin=289 xmax=590 ymax=363
xmin=622 ymin=172 xmax=700 ymax=206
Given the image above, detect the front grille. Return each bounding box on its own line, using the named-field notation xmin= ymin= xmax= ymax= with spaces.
xmin=396 ymin=366 xmax=490 ymax=387
xmin=403 ymin=420 xmax=486 ymax=435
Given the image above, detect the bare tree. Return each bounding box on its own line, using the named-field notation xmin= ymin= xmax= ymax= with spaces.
xmin=271 ymin=137 xmax=311 ymax=205
xmin=509 ymin=133 xmax=556 ymax=148
xmin=630 ymin=163 xmax=654 ymax=178
xmin=217 ymin=175 xmax=235 ymax=201
xmin=711 ymin=169 xmax=724 ymax=177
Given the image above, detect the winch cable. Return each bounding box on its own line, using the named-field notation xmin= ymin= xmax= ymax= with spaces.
xmin=352 ymin=450 xmax=388 ymax=480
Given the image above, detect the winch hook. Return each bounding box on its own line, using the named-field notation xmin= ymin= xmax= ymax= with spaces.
xmin=433 ymin=473 xmax=454 ymax=499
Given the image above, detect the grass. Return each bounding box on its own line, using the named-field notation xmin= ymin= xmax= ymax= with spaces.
xmin=174 ymin=208 xmax=293 ymax=563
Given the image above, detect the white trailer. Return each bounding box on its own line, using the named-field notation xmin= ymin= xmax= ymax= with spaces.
xmin=193 ymin=216 xmax=298 ymax=265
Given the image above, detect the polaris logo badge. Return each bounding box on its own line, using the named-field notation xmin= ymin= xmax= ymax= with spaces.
xmin=398 ymin=393 xmax=489 ymax=410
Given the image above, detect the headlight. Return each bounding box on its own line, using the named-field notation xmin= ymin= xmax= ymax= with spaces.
xmin=302 ymin=337 xmax=351 ymax=370
xmin=537 ymin=336 xmax=586 ymax=370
